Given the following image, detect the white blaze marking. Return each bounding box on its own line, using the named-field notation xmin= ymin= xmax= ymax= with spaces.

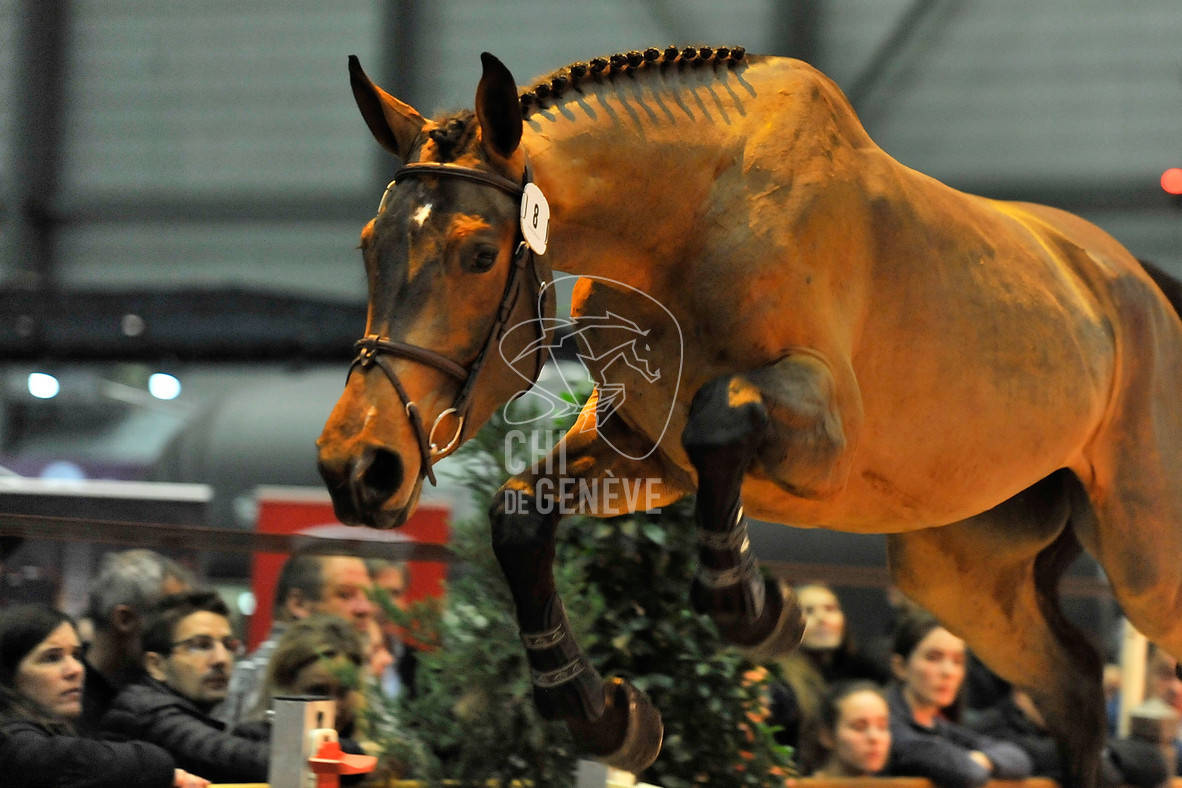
xmin=413 ymin=203 xmax=432 ymax=226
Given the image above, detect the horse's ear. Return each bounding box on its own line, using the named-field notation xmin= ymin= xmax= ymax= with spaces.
xmin=475 ymin=52 xmax=522 ymax=159
xmin=348 ymin=55 xmax=424 ymax=160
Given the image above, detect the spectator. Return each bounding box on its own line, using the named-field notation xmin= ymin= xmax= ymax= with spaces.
xmin=885 ymin=610 xmax=1032 ymax=787
xmin=81 ymin=549 xmax=194 ymax=732
xmin=1140 ymin=644 xmax=1182 ymax=773
xmin=219 ymin=551 xmax=374 ymax=726
xmin=101 ymin=591 xmax=269 ymax=783
xmin=365 ymin=618 xmax=396 ymax=691
xmin=1103 ymin=662 xmax=1122 ymax=736
xmin=239 ymin=614 xmax=365 ymax=740
xmin=864 ymin=585 xmax=928 ymax=681
xmin=767 ymin=582 xmax=883 ymax=766
xmin=810 ymin=680 xmax=891 ymax=778
xmin=368 ymin=559 xmax=410 ymax=613
xmin=0 ymin=603 xmax=207 ymax=788
xmin=366 ymin=558 xmax=418 ymax=699
xmin=969 ymin=686 xmax=1166 ymax=787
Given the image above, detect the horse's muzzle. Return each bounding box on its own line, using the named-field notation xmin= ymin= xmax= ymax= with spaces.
xmin=318 ymin=446 xmax=409 ymax=528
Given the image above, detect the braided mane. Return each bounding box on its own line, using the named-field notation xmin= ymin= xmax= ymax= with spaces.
xmin=420 ymin=46 xmax=747 ymax=162
xmin=518 ymin=45 xmax=746 ymax=115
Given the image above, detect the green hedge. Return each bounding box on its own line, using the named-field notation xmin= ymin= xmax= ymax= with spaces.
xmin=368 ymin=406 xmax=794 ymax=788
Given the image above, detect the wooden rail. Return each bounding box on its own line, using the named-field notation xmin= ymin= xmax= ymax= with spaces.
xmin=208 ymin=779 xmax=1182 ymax=788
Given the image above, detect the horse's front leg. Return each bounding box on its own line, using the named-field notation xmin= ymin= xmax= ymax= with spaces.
xmin=489 ymin=392 xmax=688 ymax=772
xmin=681 ymin=353 xmax=854 ymax=656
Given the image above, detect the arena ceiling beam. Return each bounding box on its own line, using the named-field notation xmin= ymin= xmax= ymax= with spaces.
xmin=0 ymin=287 xmax=366 ymax=362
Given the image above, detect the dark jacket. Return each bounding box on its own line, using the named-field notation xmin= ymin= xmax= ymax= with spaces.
xmin=886 ymin=683 xmax=1032 ymax=788
xmin=0 ymin=718 xmax=175 ymax=788
xmin=78 ymin=658 xmax=126 ymax=736
xmin=101 ymin=676 xmax=269 ymax=783
xmin=967 ymin=696 xmax=1168 ymax=788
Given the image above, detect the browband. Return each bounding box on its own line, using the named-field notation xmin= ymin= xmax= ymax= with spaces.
xmin=393 ymin=162 xmax=524 ymax=198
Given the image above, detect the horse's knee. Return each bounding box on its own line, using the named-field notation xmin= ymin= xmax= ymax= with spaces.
xmin=681 ymin=374 xmax=770 ymax=459
xmin=685 ymin=358 xmax=852 ymax=499
xmin=490 ymin=488 xmax=559 ymax=552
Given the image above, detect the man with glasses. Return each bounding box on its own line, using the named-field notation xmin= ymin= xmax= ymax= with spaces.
xmin=100 ymin=590 xmax=270 ymax=783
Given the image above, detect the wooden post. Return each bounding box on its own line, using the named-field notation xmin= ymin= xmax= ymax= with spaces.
xmin=1119 ymin=617 xmax=1149 ymax=737
xmin=575 ymin=760 xmax=662 ymax=788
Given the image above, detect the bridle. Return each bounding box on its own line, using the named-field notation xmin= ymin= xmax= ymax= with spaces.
xmin=347 ymin=160 xmax=552 ymax=486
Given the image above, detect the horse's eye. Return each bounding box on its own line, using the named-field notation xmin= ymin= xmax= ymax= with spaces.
xmin=469 ymin=246 xmax=498 ymax=273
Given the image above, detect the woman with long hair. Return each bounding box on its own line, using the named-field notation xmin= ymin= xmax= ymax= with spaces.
xmin=0 ymin=603 xmax=207 ymax=788
xmin=886 ymin=609 xmax=1031 ymax=787
xmin=237 ymin=614 xmax=365 ymax=741
xmin=769 ymin=582 xmax=884 ymax=767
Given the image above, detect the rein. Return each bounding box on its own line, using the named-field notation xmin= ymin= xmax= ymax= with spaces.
xmin=348 ymin=161 xmax=551 ymax=486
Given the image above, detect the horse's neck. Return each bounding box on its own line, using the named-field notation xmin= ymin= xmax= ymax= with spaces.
xmin=519 ymin=55 xmax=872 ymax=286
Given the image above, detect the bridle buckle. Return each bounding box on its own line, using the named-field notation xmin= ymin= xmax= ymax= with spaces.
xmin=428 ymin=408 xmax=466 ymax=460
xmin=357 ymin=341 xmax=379 ymax=368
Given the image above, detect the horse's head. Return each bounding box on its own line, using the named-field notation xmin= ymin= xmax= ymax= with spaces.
xmin=318 ymin=53 xmax=552 ymax=528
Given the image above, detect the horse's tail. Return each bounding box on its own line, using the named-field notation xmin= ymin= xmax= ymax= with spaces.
xmin=1140 ymin=258 xmax=1182 ymax=321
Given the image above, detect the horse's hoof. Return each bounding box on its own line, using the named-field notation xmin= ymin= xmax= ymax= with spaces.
xmin=741 ymin=578 xmax=805 ymax=660
xmin=566 ymin=677 xmax=664 ymax=774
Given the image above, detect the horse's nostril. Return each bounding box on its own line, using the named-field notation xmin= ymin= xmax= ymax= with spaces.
xmin=352 ymin=447 xmax=404 ymax=513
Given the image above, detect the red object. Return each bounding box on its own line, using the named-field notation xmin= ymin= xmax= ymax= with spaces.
xmin=307 ymin=739 xmax=378 ymax=788
xmin=248 ymin=486 xmax=450 ymax=650
xmin=1162 ymin=167 xmax=1182 ymax=195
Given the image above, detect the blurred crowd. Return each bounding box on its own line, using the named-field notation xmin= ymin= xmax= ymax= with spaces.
xmin=0 ymin=548 xmax=413 ymax=788
xmin=1 ymin=548 xmax=1178 ymax=788
xmin=762 ymin=582 xmax=1174 ymax=787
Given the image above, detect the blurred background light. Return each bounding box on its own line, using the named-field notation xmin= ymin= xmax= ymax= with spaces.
xmin=27 ymin=373 xmax=60 ymax=399
xmin=1162 ymin=168 xmax=1182 ymax=196
xmin=237 ymin=590 xmax=257 ymax=616
xmin=39 ymin=461 xmax=86 ymax=480
xmin=148 ymin=372 xmax=182 ymax=400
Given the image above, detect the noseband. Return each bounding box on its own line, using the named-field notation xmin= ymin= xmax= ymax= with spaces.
xmin=347 ymin=161 xmax=551 ymax=486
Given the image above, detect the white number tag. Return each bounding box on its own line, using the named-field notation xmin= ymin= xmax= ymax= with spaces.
xmin=519 ymin=182 xmax=550 ymax=255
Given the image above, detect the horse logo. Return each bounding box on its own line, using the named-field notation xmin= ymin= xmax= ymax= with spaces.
xmin=498 ymin=274 xmax=683 ymax=462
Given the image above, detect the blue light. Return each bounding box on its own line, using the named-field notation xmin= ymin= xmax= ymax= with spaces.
xmin=148 ymin=372 xmax=182 ymax=400
xmin=27 ymin=372 xmax=60 ymax=399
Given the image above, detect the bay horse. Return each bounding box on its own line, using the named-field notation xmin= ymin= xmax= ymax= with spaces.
xmin=316 ymin=45 xmax=1182 ymax=785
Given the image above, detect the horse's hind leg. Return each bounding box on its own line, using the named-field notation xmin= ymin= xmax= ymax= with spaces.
xmin=1067 ymin=265 xmax=1182 ymax=666
xmin=680 ymin=355 xmax=852 ymax=655
xmin=1072 ymin=364 xmax=1182 ymax=680
xmin=889 ymin=471 xmax=1104 ymax=788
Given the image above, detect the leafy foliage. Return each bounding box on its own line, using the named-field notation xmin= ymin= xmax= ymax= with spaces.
xmin=367 ymin=404 xmax=794 ymax=786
